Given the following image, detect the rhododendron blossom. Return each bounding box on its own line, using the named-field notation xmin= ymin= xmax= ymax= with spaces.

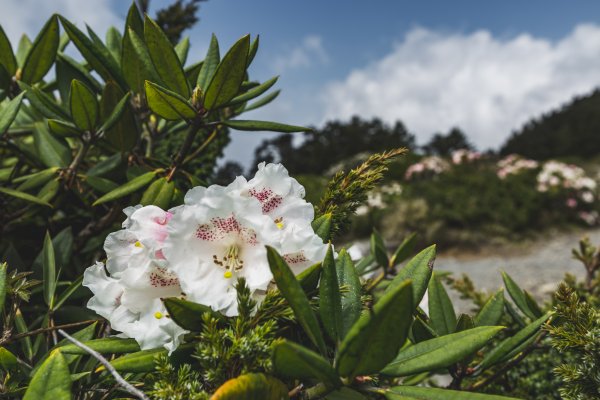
xmin=83 ymin=206 xmax=187 ymax=352
xmin=83 ymin=163 xmax=328 ymax=350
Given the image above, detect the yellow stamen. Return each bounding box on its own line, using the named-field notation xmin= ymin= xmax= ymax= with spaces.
xmin=134 ymin=241 xmax=143 ymax=248
xmin=154 ymin=311 xmax=163 ymax=319
xmin=224 ymin=270 xmax=233 ymax=279
xmin=275 ymin=217 xmax=284 ymax=229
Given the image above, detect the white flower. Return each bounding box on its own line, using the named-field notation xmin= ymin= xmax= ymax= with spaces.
xmin=164 ymin=174 xmax=327 ymax=317
xmin=83 ymin=206 xmax=187 ymax=353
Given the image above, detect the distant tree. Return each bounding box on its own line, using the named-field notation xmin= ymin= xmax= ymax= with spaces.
xmin=251 ymin=116 xmax=415 ymax=175
xmin=137 ymin=0 xmax=205 ymax=44
xmin=422 ymin=127 xmax=472 ymax=156
xmin=501 ymin=89 xmax=600 ymax=160
xmin=214 ymin=162 xmax=245 ymax=185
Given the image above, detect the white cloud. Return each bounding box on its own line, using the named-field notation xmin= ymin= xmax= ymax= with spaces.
xmin=273 ymin=35 xmax=329 ymax=73
xmin=0 ymin=0 xmax=122 ymax=45
xmin=322 ymin=24 xmax=600 ymax=149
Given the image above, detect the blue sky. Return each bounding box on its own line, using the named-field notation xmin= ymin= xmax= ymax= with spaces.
xmin=3 ymin=1 xmax=600 ymax=166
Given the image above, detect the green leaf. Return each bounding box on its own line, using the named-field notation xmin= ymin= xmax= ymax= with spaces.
xmin=16 ymin=35 xmax=32 ymax=67
xmin=228 ymin=76 xmax=278 ymax=107
xmin=14 ymin=309 xmax=32 ymax=360
xmin=47 ymin=119 xmax=82 ymax=137
xmin=99 ymin=92 xmax=130 ymax=133
xmin=33 ymin=122 xmax=72 ymax=168
xmin=474 ymin=290 xmax=505 ymax=327
xmin=38 ymin=179 xmax=59 ymax=203
xmin=140 ymin=177 xmax=175 ymax=209
xmin=145 ymin=80 xmax=196 ymax=120
xmin=222 ymin=120 xmax=310 ymax=133
xmin=55 ymin=53 xmax=101 ymax=102
xmin=0 ymin=92 xmax=25 ymax=134
xmin=105 ymin=27 xmax=122 ymax=63
xmin=297 ymin=262 xmax=322 ymax=293
xmin=247 ymin=35 xmax=259 ymax=67
xmin=60 ymin=338 xmax=139 ymax=355
xmin=0 ymin=26 xmax=17 ymax=76
xmin=244 ymin=90 xmax=280 ymax=112
xmin=204 ymin=35 xmax=250 ymax=110
xmin=19 ymin=82 xmax=70 ymax=119
xmin=212 ymin=373 xmax=289 ymax=400
xmin=58 ymin=16 xmax=126 ymax=88
xmin=163 ymin=297 xmax=219 ymax=331
xmin=272 ymin=341 xmax=341 ymax=388
xmin=0 ymin=186 xmax=52 ymax=207
xmin=370 ymin=230 xmax=389 ymax=267
xmin=87 ymin=153 xmax=122 ymax=177
xmin=42 ymin=231 xmax=57 ymax=309
xmin=428 ymin=274 xmax=456 ymax=336
xmin=23 ymin=350 xmax=71 ymax=400
xmin=478 ymin=312 xmax=550 ymax=370
xmin=387 ymin=245 xmax=435 ymax=308
xmin=85 ymin=175 xmax=118 ymax=193
xmin=70 ymin=80 xmax=98 ymax=131
xmin=196 ymin=34 xmax=220 ymax=91
xmin=144 ymin=16 xmax=189 ymax=97
xmin=336 ymin=280 xmax=413 ymax=378
xmin=524 ymin=290 xmax=543 ymax=318
xmin=325 ymin=388 xmax=367 ymax=400
xmin=390 ymin=232 xmax=417 ymax=267
xmin=320 ymin=245 xmax=343 ymax=342
xmin=122 ymin=27 xmax=160 ymax=93
xmin=384 ymin=386 xmax=520 ymax=400
xmin=175 ymin=36 xmax=190 ymax=65
xmin=53 ymin=276 xmax=82 ymax=311
xmin=107 ymin=348 xmax=164 ymax=372
xmin=336 ymin=249 xmax=362 ymax=339
xmin=0 ymin=347 xmax=18 ymax=371
xmin=21 ymin=15 xmax=59 ymax=84
xmin=0 ymin=263 xmax=6 ymax=313
xmin=312 ymin=213 xmax=332 ymax=241
xmin=501 ymin=271 xmax=536 ymax=320
xmin=125 ymin=3 xmax=144 ymax=37
xmin=382 ymin=326 xmax=504 ymax=377
xmin=93 ymin=170 xmax=158 ymax=206
xmin=266 ymin=246 xmax=327 ymax=355
xmin=100 ymin=81 xmax=138 ymax=151
xmin=16 ymin=168 xmax=58 ymax=191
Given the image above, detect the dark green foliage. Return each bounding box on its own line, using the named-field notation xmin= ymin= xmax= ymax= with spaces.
xmin=547 ymin=284 xmax=600 ymax=400
xmin=252 ymin=116 xmax=415 ymax=175
xmin=148 ymin=355 xmax=209 ymax=400
xmin=501 ymin=89 xmax=600 ymax=160
xmin=423 ymin=127 xmax=473 ymax=156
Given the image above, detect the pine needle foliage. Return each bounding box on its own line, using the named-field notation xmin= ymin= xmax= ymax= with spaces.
xmin=547 ymin=283 xmax=600 ymax=400
xmin=192 ymin=279 xmax=280 ymax=391
xmin=318 ymin=147 xmax=407 ymax=235
xmin=148 ymin=355 xmax=209 ymax=400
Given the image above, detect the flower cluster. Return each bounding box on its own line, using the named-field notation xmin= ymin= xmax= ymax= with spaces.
xmin=451 ymin=149 xmax=482 ymax=165
xmin=496 ymin=154 xmax=539 ymax=179
xmin=536 ymin=161 xmax=596 ymax=193
xmin=404 ymin=156 xmax=449 ymax=180
xmin=83 ymin=163 xmax=328 ymax=351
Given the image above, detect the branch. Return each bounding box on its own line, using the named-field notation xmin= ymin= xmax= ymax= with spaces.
xmin=166 ymin=121 xmax=202 ymax=181
xmin=58 ymin=329 xmax=150 ymax=400
xmin=468 ymin=331 xmax=547 ymax=391
xmin=1 ymin=319 xmax=100 ymax=345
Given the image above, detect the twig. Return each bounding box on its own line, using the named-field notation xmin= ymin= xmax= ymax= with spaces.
xmin=1 ymin=319 xmax=100 ymax=345
xmin=166 ymin=121 xmax=202 ymax=181
xmin=288 ymin=383 xmax=303 ymax=398
xmin=58 ymin=329 xmax=149 ymax=400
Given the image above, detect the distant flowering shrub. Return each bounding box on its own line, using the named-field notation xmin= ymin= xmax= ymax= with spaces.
xmin=496 ymin=154 xmax=539 ymax=179
xmin=83 ymin=163 xmax=328 ymax=351
xmin=404 ymin=155 xmax=449 ymax=179
xmin=451 ymin=148 xmax=482 ymax=165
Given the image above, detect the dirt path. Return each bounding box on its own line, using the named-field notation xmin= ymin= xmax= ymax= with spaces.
xmin=435 ymin=227 xmax=599 ymax=302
